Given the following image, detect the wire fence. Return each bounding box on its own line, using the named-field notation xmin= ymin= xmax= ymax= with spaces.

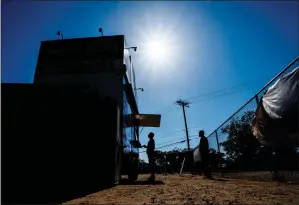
xmin=139 ymin=57 xmax=299 ymax=180
xmin=206 ymin=56 xmax=299 ymax=176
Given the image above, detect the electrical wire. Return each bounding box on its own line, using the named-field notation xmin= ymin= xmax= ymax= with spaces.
xmin=139 ymin=88 xmax=252 ymax=149
xmin=146 ymin=137 xmax=199 ymax=153
xmin=151 ymin=80 xmax=259 ymax=118
xmin=154 ymin=127 xmax=200 ymax=140
xmin=138 ymin=67 xmax=276 ymax=147
xmin=139 ymin=86 xmax=253 ymax=140
xmin=190 ymin=86 xmax=253 ymax=104
xmin=139 ymin=135 xmax=199 ymax=153
xmin=139 ymin=139 xmax=188 ymax=153
xmin=140 ymin=86 xmax=253 ymax=137
xmin=186 ymin=80 xmax=258 ymax=102
xmin=155 ymin=135 xmax=198 ymax=146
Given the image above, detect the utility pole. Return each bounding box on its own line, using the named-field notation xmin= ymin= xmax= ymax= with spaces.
xmin=175 ymin=99 xmax=191 ymax=150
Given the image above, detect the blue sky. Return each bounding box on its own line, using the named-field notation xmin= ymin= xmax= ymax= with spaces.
xmin=2 ymin=1 xmax=298 ymax=161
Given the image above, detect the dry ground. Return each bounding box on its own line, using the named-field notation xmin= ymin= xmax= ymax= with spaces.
xmin=63 ymin=172 xmax=299 ymax=205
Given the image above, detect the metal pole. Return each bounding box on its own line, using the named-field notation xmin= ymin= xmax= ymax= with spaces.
xmin=215 ymin=130 xmax=220 ymax=153
xmin=180 ymin=158 xmax=186 ymax=175
xmin=215 ymin=130 xmax=224 ymax=177
xmin=164 ymin=153 xmax=167 ymax=175
xmin=255 ymin=95 xmax=260 ymax=106
xmin=182 ymin=105 xmax=190 ymax=150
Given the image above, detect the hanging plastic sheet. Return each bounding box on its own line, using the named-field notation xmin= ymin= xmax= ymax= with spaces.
xmin=252 ymin=67 xmax=299 ymax=146
xmin=193 ymin=146 xmax=202 ymax=162
xmin=262 ymin=67 xmax=299 ymax=120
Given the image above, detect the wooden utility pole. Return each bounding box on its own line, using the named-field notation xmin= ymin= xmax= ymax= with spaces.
xmin=175 ymin=99 xmax=191 ymax=150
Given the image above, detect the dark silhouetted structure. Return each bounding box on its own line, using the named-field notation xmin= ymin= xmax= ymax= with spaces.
xmin=2 ymin=35 xmax=161 ymax=204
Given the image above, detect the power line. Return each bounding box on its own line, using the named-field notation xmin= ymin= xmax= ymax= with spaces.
xmin=154 ymin=127 xmax=201 ymax=140
xmin=140 ymin=135 xmax=199 ymax=151
xmin=140 ymin=67 xmax=278 ymax=122
xmin=156 ymin=137 xmax=198 ymax=151
xmin=152 ymin=80 xmax=258 ymax=118
xmin=190 ymin=85 xmax=253 ymax=103
xmin=154 ymin=135 xmax=199 ymax=147
xmin=160 ymin=105 xmax=180 ymax=115
xmin=139 ymin=138 xmax=197 ymax=153
xmin=155 ymin=137 xmax=188 ymax=147
xmin=139 ymin=81 xmax=259 ymax=144
xmin=139 ymin=135 xmax=202 ymax=154
xmin=139 ymin=83 xmax=253 ymax=138
xmin=139 ymin=141 xmax=184 ymax=153
xmin=155 ymin=87 xmax=252 ymax=141
xmin=157 ymin=104 xmax=177 ymax=113
xmin=186 ymin=80 xmax=258 ymax=102
xmin=191 ymin=86 xmax=253 ymax=104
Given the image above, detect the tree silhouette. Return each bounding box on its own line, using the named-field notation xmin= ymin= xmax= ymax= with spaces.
xmin=209 ymin=148 xmax=225 ymax=169
xmin=219 ymin=110 xmax=298 ymax=172
xmin=220 ymin=111 xmax=261 ymax=169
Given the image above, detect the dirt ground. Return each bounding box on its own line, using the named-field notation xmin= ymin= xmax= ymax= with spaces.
xmin=63 ymin=172 xmax=299 ymax=205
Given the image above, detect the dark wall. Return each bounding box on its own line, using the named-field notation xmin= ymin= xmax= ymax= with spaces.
xmin=2 ymin=83 xmax=119 ymax=204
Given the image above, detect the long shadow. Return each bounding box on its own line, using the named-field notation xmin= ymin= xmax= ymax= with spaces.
xmin=209 ymin=178 xmax=229 ymax=182
xmin=220 ymin=172 xmax=299 ymax=185
xmin=56 ymin=184 xmax=116 ymax=204
xmin=120 ymin=179 xmax=165 ymax=185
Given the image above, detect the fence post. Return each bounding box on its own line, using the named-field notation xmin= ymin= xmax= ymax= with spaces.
xmin=164 ymin=153 xmax=167 ymax=175
xmin=215 ymin=130 xmax=220 ymax=154
xmin=255 ymin=95 xmax=260 ymax=106
xmin=215 ymin=130 xmax=224 ymax=177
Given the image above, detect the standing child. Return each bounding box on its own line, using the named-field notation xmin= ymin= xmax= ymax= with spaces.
xmin=143 ymin=132 xmax=156 ymax=181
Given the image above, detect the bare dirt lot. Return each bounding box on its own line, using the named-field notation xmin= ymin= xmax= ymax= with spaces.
xmin=63 ymin=172 xmax=299 ymax=205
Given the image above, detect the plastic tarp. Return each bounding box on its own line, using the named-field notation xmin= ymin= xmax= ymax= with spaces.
xmin=193 ymin=146 xmax=202 ymax=162
xmin=252 ymin=67 xmax=299 ymax=146
xmin=262 ymin=66 xmax=299 ymax=120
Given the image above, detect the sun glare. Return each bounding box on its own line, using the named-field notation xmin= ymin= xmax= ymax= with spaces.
xmin=137 ymin=28 xmax=180 ymax=71
xmin=145 ymin=38 xmax=171 ymax=64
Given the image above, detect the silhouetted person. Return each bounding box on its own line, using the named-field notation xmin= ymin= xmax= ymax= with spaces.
xmin=199 ymin=130 xmax=212 ymax=179
xmin=194 ymin=159 xmax=202 ymax=176
xmin=143 ymin=132 xmax=156 ymax=181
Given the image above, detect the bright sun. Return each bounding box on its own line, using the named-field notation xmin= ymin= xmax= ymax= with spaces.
xmin=138 ymin=30 xmax=179 ymax=70
xmin=145 ymin=39 xmax=171 ymax=63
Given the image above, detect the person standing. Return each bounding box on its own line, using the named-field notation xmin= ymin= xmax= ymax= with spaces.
xmin=143 ymin=132 xmax=156 ymax=181
xmin=199 ymin=130 xmax=212 ymax=179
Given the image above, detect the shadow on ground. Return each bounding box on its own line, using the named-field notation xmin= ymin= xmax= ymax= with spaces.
xmin=220 ymin=172 xmax=299 ymax=185
xmin=2 ymin=183 xmax=115 ymax=204
xmin=209 ymin=178 xmax=229 ymax=182
xmin=120 ymin=179 xmax=165 ymax=185
xmin=57 ymin=184 xmax=116 ymax=204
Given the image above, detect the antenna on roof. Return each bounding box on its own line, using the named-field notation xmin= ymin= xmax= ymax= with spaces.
xmin=99 ymin=28 xmax=103 ymax=36
xmin=57 ymin=31 xmax=63 ymax=40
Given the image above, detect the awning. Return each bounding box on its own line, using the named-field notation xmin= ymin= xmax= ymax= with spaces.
xmin=135 ymin=114 xmax=161 ymax=127
xmin=124 ymin=114 xmax=161 ymax=127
